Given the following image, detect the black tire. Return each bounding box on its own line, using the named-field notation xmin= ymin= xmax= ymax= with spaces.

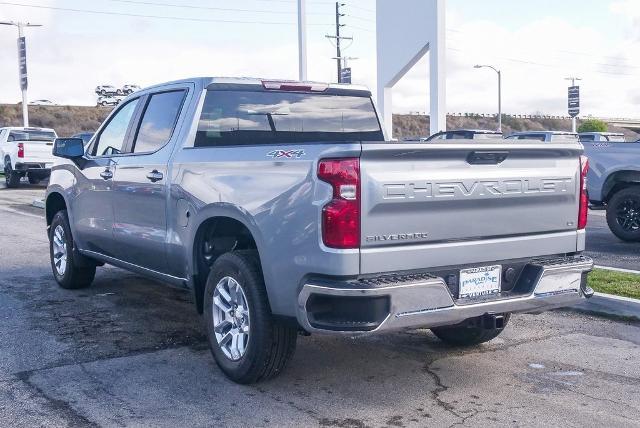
xmin=28 ymin=174 xmax=41 ymax=185
xmin=606 ymin=187 xmax=640 ymax=242
xmin=49 ymin=210 xmax=96 ymax=289
xmin=203 ymin=250 xmax=297 ymax=384
xmin=101 ymin=89 xmax=106 ymax=95
xmin=4 ymin=162 xmax=21 ymax=188
xmin=431 ymin=314 xmax=511 ymax=346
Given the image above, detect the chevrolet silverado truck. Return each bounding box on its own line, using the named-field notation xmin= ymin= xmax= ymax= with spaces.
xmin=46 ymin=77 xmax=594 ymax=384
xmin=1 ymin=126 xmax=58 ymax=187
xmin=583 ymin=138 xmax=640 ymax=241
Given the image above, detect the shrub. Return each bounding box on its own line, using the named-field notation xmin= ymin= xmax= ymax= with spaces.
xmin=578 ymin=119 xmax=608 ymax=133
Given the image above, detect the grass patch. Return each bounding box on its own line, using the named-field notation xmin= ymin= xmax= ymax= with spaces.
xmin=588 ymin=268 xmax=640 ymax=299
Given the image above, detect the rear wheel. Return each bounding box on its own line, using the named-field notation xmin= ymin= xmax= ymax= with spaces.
xmin=4 ymin=162 xmax=21 ymax=188
xmin=203 ymin=251 xmax=297 ymax=384
xmin=431 ymin=314 xmax=511 ymax=346
xmin=606 ymin=187 xmax=640 ymax=242
xmin=49 ymin=210 xmax=96 ymax=289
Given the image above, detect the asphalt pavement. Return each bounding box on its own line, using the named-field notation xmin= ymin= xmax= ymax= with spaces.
xmin=585 ymin=210 xmax=639 ymax=271
xmin=1 ymin=183 xmax=640 ymax=427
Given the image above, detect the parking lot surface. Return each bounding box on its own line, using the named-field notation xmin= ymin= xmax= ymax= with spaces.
xmin=1 ymin=183 xmax=639 ymax=427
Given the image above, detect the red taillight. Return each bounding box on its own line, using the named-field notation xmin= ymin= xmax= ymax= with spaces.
xmin=578 ymin=155 xmax=589 ymax=230
xmin=17 ymin=143 xmax=24 ymax=158
xmin=318 ymin=158 xmax=360 ymax=249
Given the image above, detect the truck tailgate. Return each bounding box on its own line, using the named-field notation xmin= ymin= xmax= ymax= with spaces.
xmin=22 ymin=141 xmax=55 ymax=164
xmin=359 ymin=141 xmax=583 ymax=274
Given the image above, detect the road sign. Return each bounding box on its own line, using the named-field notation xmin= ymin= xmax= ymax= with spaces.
xmin=340 ymin=67 xmax=351 ymax=84
xmin=17 ymin=36 xmax=28 ymax=90
xmin=568 ymin=85 xmax=579 ymax=117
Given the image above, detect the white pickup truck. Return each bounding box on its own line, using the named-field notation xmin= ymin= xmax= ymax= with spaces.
xmin=1 ymin=127 xmax=58 ymax=187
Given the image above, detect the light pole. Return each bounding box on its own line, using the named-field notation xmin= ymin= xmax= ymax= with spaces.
xmin=297 ymin=0 xmax=307 ymax=81
xmin=0 ymin=21 xmax=42 ymax=127
xmin=474 ymin=64 xmax=502 ymax=132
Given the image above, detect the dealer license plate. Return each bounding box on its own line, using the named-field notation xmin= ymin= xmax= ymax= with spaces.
xmin=459 ymin=265 xmax=501 ymax=299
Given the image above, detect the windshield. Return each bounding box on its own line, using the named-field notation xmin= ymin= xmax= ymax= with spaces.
xmin=8 ymin=130 xmax=56 ymax=142
xmin=195 ymin=90 xmax=384 ymax=146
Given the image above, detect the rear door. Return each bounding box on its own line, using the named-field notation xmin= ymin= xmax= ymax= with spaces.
xmin=111 ymin=88 xmax=189 ymax=273
xmin=359 ymin=141 xmax=582 ymax=274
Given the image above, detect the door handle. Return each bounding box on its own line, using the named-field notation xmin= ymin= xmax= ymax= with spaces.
xmin=146 ymin=170 xmax=164 ymax=183
xmin=100 ymin=169 xmax=113 ymax=180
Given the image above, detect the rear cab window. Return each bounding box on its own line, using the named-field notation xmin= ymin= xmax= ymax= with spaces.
xmin=8 ymin=130 xmax=56 ymax=142
xmin=194 ymin=90 xmax=384 ymax=147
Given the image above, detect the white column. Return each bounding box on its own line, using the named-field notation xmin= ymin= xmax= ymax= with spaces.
xmin=297 ymin=0 xmax=307 ymax=81
xmin=429 ymin=0 xmax=446 ymax=135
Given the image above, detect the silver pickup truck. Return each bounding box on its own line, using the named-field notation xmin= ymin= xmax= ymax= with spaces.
xmin=582 ymin=138 xmax=640 ymax=241
xmin=46 ymin=77 xmax=593 ymax=384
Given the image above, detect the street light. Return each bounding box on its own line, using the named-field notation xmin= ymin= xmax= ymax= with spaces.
xmin=474 ymin=64 xmax=502 ymax=132
xmin=0 ymin=20 xmax=42 ymax=127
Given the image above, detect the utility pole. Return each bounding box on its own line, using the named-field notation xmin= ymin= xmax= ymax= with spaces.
xmin=297 ymin=0 xmax=307 ymax=81
xmin=0 ymin=20 xmax=42 ymax=127
xmin=565 ymin=76 xmax=582 ymax=133
xmin=326 ymin=2 xmax=351 ymax=83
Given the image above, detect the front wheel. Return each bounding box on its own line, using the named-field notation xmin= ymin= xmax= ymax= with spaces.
xmin=49 ymin=210 xmax=96 ymax=289
xmin=203 ymin=251 xmax=297 ymax=384
xmin=606 ymin=187 xmax=640 ymax=242
xmin=431 ymin=314 xmax=511 ymax=346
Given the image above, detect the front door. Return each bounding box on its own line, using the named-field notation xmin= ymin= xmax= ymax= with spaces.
xmin=72 ymin=98 xmax=140 ymax=257
xmin=111 ymin=89 xmax=187 ymax=273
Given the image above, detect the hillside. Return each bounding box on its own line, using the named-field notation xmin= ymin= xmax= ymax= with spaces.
xmin=1 ymin=104 xmax=637 ymax=140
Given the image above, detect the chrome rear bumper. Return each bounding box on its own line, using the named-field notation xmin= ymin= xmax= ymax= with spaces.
xmin=297 ymin=255 xmax=593 ymax=334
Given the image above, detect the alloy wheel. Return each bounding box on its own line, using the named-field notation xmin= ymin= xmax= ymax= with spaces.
xmin=212 ymin=276 xmax=250 ymax=361
xmin=616 ymin=198 xmax=640 ymax=232
xmin=52 ymin=225 xmax=68 ymax=276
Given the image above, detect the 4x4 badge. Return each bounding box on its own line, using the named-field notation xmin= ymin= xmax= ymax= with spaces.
xmin=267 ymin=150 xmax=305 ymax=159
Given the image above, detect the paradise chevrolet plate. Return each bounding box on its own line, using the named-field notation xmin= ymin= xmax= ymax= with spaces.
xmin=459 ymin=265 xmax=501 ymax=299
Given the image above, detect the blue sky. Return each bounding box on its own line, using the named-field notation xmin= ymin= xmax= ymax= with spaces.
xmin=1 ymin=0 xmax=639 ymax=117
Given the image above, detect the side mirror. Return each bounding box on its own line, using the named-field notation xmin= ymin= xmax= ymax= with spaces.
xmin=53 ymin=138 xmax=85 ymax=159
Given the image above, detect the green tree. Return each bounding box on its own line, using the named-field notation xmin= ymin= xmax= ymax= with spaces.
xmin=578 ymin=119 xmax=608 ymax=133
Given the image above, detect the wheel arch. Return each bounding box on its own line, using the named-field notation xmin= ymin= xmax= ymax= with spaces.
xmin=45 ymin=191 xmax=68 ymax=226
xmin=603 ymin=170 xmax=640 ymax=202
xmin=189 ymin=207 xmax=266 ymax=314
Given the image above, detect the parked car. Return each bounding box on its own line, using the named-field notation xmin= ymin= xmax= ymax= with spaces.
xmin=505 ymin=131 xmax=578 ymax=142
xmin=29 ymin=99 xmax=57 ymax=106
xmin=0 ymin=126 xmax=57 ymax=187
xmin=95 ymin=85 xmax=118 ymax=96
xmin=583 ymin=138 xmax=640 ymax=241
xmin=121 ymin=84 xmax=141 ymax=95
xmin=423 ymin=129 xmax=502 ymax=141
xmin=46 ymin=77 xmax=593 ymax=384
xmin=71 ymin=132 xmax=94 ymax=145
xmin=97 ymin=96 xmax=121 ymax=107
xmin=578 ymin=132 xmax=625 ymax=143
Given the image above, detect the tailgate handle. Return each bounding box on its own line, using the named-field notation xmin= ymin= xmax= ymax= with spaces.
xmin=467 ymin=151 xmax=509 ymax=165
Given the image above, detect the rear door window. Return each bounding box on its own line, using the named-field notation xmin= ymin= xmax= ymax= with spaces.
xmin=132 ymin=90 xmax=186 ymax=154
xmin=194 ymin=90 xmax=383 ymax=147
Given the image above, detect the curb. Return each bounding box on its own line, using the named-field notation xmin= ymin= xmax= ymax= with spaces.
xmin=571 ymin=292 xmax=640 ymax=321
xmin=32 ymin=199 xmax=45 ymax=209
xmin=594 ymin=265 xmax=640 ymax=275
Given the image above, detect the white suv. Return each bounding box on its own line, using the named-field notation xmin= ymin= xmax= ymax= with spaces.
xmin=95 ymin=85 xmax=118 ymax=96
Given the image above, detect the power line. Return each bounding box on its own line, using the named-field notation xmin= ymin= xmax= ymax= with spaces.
xmin=0 ymin=1 xmax=332 ymax=25
xmin=100 ymin=0 xmax=334 ymax=16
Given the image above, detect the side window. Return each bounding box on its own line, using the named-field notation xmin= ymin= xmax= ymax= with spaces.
xmin=93 ymin=99 xmax=139 ymax=157
xmin=132 ymin=90 xmax=186 ymax=154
